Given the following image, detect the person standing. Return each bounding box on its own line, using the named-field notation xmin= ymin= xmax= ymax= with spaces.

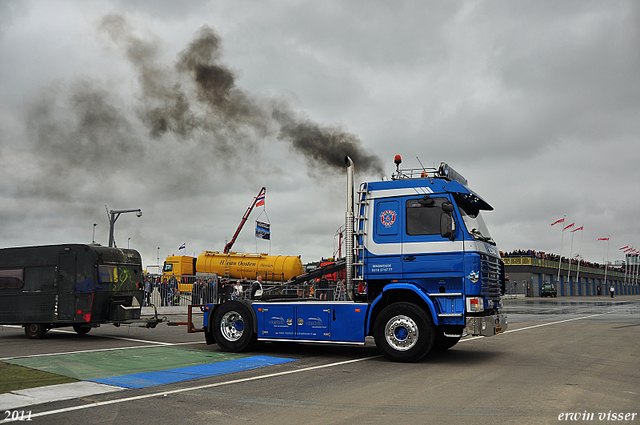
xmin=250 ymin=276 xmax=263 ymax=299
xmin=169 ymin=276 xmax=179 ymax=306
xmin=318 ymin=277 xmax=329 ymax=300
xmin=609 ymin=284 xmax=615 ymax=298
xmin=191 ymin=278 xmax=201 ymax=305
xmin=144 ymin=277 xmax=152 ymax=307
xmin=160 ymin=278 xmax=169 ymax=306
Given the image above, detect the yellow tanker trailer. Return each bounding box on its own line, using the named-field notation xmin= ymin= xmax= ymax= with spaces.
xmin=196 ymin=252 xmax=303 ymax=282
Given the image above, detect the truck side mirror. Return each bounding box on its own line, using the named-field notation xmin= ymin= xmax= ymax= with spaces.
xmin=440 ymin=212 xmax=455 ymax=240
xmin=442 ymin=201 xmax=454 ymax=213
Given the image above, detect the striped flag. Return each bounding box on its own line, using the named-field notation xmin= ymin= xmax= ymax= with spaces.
xmin=550 ymin=218 xmax=565 ymax=226
xmin=620 ymin=245 xmax=629 ymax=250
xmin=178 ymin=243 xmax=186 ymax=250
xmin=571 ymin=226 xmax=583 ymax=232
xmin=597 ymin=237 xmax=609 ymax=241
xmin=563 ymin=222 xmax=575 ymax=231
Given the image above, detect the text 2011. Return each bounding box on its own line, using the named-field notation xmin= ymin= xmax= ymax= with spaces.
xmin=3 ymin=411 xmax=32 ymax=421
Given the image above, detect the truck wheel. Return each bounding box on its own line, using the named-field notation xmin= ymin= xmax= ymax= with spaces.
xmin=73 ymin=325 xmax=91 ymax=335
xmin=212 ymin=301 xmax=256 ymax=352
xmin=24 ymin=324 xmax=47 ymax=339
xmin=373 ymin=302 xmax=434 ymax=362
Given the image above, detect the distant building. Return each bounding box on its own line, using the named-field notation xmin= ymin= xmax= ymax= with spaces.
xmin=503 ymin=253 xmax=639 ymax=297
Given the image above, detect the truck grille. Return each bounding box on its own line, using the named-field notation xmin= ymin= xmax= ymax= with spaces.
xmin=481 ymin=254 xmax=502 ymax=303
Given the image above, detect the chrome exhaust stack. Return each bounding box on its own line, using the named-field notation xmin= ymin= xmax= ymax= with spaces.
xmin=345 ymin=156 xmax=355 ymax=301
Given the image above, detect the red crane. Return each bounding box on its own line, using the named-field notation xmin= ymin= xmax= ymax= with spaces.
xmin=223 ymin=187 xmax=266 ymax=254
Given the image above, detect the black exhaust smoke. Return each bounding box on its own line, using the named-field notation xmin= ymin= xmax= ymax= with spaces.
xmin=100 ymin=15 xmax=384 ymax=175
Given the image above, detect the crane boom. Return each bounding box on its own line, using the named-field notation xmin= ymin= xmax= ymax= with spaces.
xmin=223 ymin=187 xmax=266 ymax=254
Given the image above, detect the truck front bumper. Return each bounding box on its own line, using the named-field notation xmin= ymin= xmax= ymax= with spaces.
xmin=466 ymin=313 xmax=507 ymax=336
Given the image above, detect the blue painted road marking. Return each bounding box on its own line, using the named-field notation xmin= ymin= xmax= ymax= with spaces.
xmin=90 ymin=355 xmax=297 ymax=389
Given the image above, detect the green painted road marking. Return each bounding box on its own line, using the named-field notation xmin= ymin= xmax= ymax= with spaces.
xmin=6 ymin=347 xmax=248 ymax=381
xmin=0 ymin=362 xmax=77 ymax=394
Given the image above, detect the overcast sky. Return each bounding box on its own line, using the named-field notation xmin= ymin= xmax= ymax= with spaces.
xmin=1 ymin=0 xmax=639 ymax=270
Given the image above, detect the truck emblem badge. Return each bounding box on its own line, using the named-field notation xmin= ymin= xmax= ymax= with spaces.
xmin=380 ymin=210 xmax=397 ymax=227
xmin=468 ymin=271 xmax=479 ymax=283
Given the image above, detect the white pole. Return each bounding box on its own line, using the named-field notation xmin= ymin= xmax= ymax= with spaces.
xmin=603 ymin=236 xmax=610 ymax=289
xmin=576 ymin=227 xmax=584 ymax=292
xmin=567 ymin=229 xmax=575 ymax=285
xmin=556 ymin=215 xmax=566 ymax=286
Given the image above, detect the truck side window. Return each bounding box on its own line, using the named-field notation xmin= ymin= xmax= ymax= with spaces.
xmin=0 ymin=268 xmax=24 ymax=289
xmin=406 ymin=197 xmax=448 ymax=236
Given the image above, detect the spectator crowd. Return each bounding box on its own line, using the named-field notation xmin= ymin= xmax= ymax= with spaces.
xmin=502 ymin=249 xmax=636 ymax=274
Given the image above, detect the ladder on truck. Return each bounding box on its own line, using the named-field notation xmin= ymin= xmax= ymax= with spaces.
xmin=353 ymin=182 xmax=369 ymax=286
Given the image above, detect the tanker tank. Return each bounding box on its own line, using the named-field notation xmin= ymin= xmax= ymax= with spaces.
xmin=196 ymin=252 xmax=303 ymax=282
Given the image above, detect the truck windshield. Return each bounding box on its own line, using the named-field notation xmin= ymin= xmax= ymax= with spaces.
xmin=163 ymin=263 xmax=173 ymax=272
xmin=458 ymin=202 xmax=495 ymax=245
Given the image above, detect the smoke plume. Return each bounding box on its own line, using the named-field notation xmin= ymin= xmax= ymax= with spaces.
xmin=99 ymin=15 xmax=383 ymax=175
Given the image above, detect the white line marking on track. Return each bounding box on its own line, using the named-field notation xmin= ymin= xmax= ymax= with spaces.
xmin=2 ymin=313 xmax=605 ymax=422
xmin=0 ymin=328 xmax=206 ymax=361
xmin=456 ymin=313 xmax=603 ymax=344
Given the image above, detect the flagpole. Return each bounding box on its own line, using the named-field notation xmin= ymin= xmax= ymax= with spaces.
xmin=556 ymin=215 xmax=566 ymax=286
xmin=623 ymin=247 xmax=628 ymax=286
xmin=633 ymin=251 xmax=638 ymax=294
xmin=575 ymin=226 xmax=584 ymax=292
xmin=567 ymin=228 xmax=576 ymax=286
xmin=603 ymin=236 xmax=610 ymax=289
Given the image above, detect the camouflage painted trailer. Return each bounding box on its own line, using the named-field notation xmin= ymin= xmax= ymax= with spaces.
xmin=0 ymin=244 xmax=144 ymax=338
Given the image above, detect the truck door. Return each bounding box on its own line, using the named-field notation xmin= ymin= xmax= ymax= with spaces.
xmin=401 ymin=195 xmax=464 ymax=286
xmin=57 ymin=251 xmax=76 ymax=320
xmin=365 ymin=199 xmax=403 ymax=278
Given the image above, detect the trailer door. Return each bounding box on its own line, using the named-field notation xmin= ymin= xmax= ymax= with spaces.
xmin=57 ymin=251 xmax=76 ymax=320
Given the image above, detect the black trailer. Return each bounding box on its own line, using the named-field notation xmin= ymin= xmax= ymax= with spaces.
xmin=0 ymin=244 xmax=144 ymax=338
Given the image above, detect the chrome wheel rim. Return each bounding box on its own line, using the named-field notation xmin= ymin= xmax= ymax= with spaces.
xmin=220 ymin=311 xmax=244 ymax=342
xmin=384 ymin=314 xmax=419 ymax=351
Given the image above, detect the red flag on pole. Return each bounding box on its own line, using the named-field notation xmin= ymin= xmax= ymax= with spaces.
xmin=563 ymin=222 xmax=575 ymax=231
xmin=620 ymin=245 xmax=629 ymax=250
xmin=550 ymin=218 xmax=565 ymax=226
xmin=597 ymin=237 xmax=609 ymax=241
xmin=570 ymin=225 xmax=583 ymax=232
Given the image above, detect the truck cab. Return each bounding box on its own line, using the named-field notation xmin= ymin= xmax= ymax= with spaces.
xmin=355 ymin=161 xmax=506 ymax=344
xmin=162 ymin=255 xmax=197 ymax=293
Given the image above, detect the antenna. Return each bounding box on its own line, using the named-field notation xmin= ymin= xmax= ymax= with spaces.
xmin=416 ymin=156 xmax=434 ymax=183
xmin=416 ymin=157 xmax=427 ymax=173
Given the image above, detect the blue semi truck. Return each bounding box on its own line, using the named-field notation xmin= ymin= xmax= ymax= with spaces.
xmin=202 ymin=155 xmax=507 ymax=362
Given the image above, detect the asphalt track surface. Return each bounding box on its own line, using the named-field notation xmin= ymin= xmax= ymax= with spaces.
xmin=1 ymin=296 xmax=639 ymax=425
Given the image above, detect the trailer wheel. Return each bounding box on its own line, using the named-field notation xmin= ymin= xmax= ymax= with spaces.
xmin=24 ymin=324 xmax=47 ymax=339
xmin=212 ymin=301 xmax=256 ymax=352
xmin=73 ymin=325 xmax=91 ymax=335
xmin=373 ymin=302 xmax=434 ymax=362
